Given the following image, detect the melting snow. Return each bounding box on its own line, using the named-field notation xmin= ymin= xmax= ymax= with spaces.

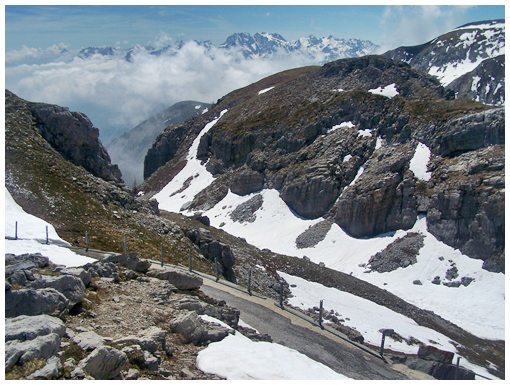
xmin=194 ymin=105 xmax=201 ymax=110
xmin=279 ymin=272 xmax=457 ymax=355
xmin=154 ymin=110 xmax=228 ymax=212
xmin=196 ymin=315 xmax=350 ymax=380
xmin=368 ymin=83 xmax=399 ymax=98
xmin=409 ymin=142 xmax=432 ymax=181
xmin=258 ymin=86 xmax=275 ymax=95
xmin=375 ymin=137 xmax=383 ymax=150
xmin=201 ymin=107 xmax=209 ymax=114
xmin=357 ymin=129 xmax=372 ymax=137
xmin=342 ymin=154 xmax=352 ymax=163
xmin=5 ymin=188 xmax=95 ymax=267
xmin=328 ymin=121 xmax=354 ymax=133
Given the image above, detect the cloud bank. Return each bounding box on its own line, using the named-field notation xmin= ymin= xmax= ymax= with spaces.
xmin=378 ymin=5 xmax=472 ymax=52
xmin=6 ymin=42 xmax=322 ymax=143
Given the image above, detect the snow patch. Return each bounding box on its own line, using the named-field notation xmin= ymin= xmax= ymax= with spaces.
xmin=258 ymin=86 xmax=275 ymax=95
xmin=342 ymin=154 xmax=352 ymax=163
xmin=328 ymin=121 xmax=354 ymax=133
xmin=409 ymin=142 xmax=432 ymax=181
xmin=194 ymin=104 xmax=201 ymax=110
xmin=357 ymin=129 xmax=372 ymax=137
xmin=197 ymin=326 xmax=350 ymax=380
xmin=279 ymin=272 xmax=457 ymax=355
xmin=154 ymin=110 xmax=227 ymax=212
xmin=5 ymin=188 xmax=95 ymax=267
xmin=368 ymin=83 xmax=399 ymax=98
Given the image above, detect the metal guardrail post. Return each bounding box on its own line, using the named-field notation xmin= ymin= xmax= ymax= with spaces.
xmin=248 ymin=268 xmax=252 ymax=296
xmin=319 ymin=299 xmax=324 ymax=329
xmin=279 ymin=280 xmax=284 ymax=309
xmin=15 ymin=221 xmax=18 ymax=240
xmin=455 ymin=357 xmax=461 ymax=380
xmin=379 ymin=329 xmax=394 ymax=357
xmin=45 ymin=225 xmax=49 ymax=244
xmin=160 ymin=241 xmax=164 ymax=267
xmin=85 ymin=230 xmax=89 ymax=252
xmin=188 ymin=246 xmax=193 ymax=273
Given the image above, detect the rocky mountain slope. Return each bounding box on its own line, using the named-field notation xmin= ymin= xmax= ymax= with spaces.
xmin=385 ymin=19 xmax=505 ymax=105
xmin=107 ymin=101 xmax=211 ymax=186
xmin=140 ymin=54 xmax=504 ymax=377
xmin=142 ymin=55 xmax=504 ymax=271
xmin=6 ymin=90 xmax=122 ymax=183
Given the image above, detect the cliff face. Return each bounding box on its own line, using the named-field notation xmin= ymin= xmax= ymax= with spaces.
xmin=142 ymin=55 xmax=504 ymax=272
xmin=6 ymin=91 xmax=123 ymax=183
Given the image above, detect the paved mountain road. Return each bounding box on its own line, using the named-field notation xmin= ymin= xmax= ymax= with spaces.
xmin=201 ymin=281 xmax=412 ymax=380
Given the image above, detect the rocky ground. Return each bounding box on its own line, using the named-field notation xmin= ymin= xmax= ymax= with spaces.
xmin=5 ymin=252 xmax=269 ymax=380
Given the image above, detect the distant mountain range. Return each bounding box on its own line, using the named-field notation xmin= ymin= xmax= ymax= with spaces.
xmin=75 ymin=32 xmax=379 ymax=62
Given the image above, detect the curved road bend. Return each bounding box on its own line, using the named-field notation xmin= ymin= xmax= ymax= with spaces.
xmin=201 ymin=282 xmax=410 ymax=380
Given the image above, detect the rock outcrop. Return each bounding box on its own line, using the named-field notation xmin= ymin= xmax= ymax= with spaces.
xmin=25 ymin=95 xmax=122 ymax=183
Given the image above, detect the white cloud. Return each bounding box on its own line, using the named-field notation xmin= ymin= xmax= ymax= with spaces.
xmin=378 ymin=5 xmax=473 ymax=52
xmin=6 ymin=41 xmax=319 ymax=143
xmin=5 ymin=43 xmax=69 ymax=65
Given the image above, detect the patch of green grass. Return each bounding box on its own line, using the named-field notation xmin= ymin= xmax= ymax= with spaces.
xmin=6 ymin=358 xmax=46 ymax=380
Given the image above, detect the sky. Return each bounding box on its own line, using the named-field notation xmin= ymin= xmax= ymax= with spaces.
xmin=6 ymin=4 xmax=505 ymax=50
xmin=3 ymin=3 xmax=506 ymax=147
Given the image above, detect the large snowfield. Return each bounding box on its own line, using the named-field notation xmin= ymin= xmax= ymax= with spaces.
xmin=154 ymin=112 xmax=505 ymax=349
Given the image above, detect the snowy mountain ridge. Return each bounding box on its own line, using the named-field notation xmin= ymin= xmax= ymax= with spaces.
xmin=384 ymin=18 xmax=505 ymax=105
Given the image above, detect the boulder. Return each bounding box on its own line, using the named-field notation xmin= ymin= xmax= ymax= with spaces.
xmin=103 ymin=252 xmax=151 ymax=274
xmin=76 ymin=346 xmax=128 ymax=380
xmin=114 ymin=326 xmax=166 ymax=354
xmin=60 ymin=267 xmax=92 ymax=287
xmin=147 ymin=267 xmax=203 ymax=290
xmin=5 ymin=314 xmax=66 ymax=342
xmin=71 ymin=330 xmax=109 ymax=351
xmin=27 ymin=356 xmax=62 ymax=380
xmin=6 ymin=270 xmax=36 ymax=287
xmin=5 ymin=288 xmax=69 ymax=318
xmin=28 ymin=274 xmax=85 ymax=306
xmin=417 ymin=345 xmax=454 ymax=363
xmin=5 ymin=253 xmax=50 ymax=274
xmin=5 ymin=333 xmax=61 ymax=371
xmin=170 ymin=311 xmax=208 ymax=345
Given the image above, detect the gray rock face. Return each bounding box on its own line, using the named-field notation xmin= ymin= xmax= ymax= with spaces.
xmin=335 ymin=144 xmax=417 ymax=237
xmin=146 ymin=266 xmax=203 ymax=290
xmin=426 ymin=145 xmax=505 ymax=271
xmin=5 ymin=314 xmax=66 ymax=342
xmin=5 ymin=333 xmax=61 ymax=371
xmin=230 ymin=169 xmax=265 ymax=195
xmin=114 ymin=326 xmax=166 ymax=354
xmin=76 ymin=346 xmax=128 ymax=380
xmin=6 ymin=287 xmax=69 ymax=318
xmin=28 ymin=274 xmax=86 ymax=306
xmin=27 ymin=101 xmax=122 ymax=183
xmin=230 ymin=194 xmax=263 ymax=223
xmin=431 ymin=108 xmax=504 ymax=157
xmin=368 ymin=232 xmax=424 ymax=273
